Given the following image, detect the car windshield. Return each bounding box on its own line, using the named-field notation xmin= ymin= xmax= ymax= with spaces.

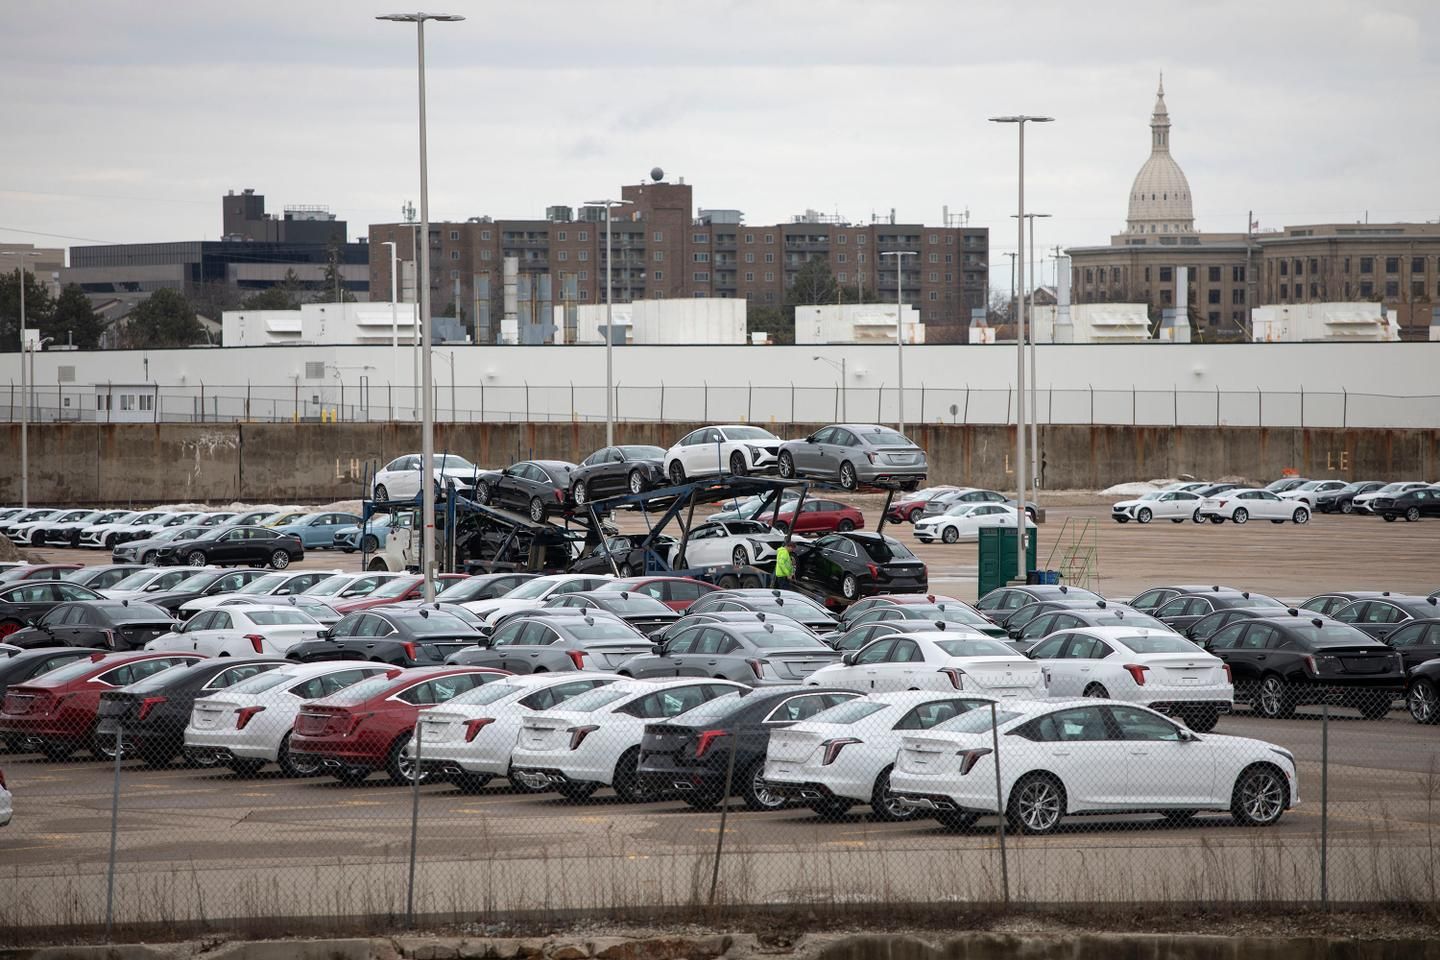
xmin=747 ymin=594 xmax=832 ymax=620
xmin=319 ymin=675 xmax=395 ymax=705
xmin=434 ymin=455 xmax=476 ymax=471
xmin=237 ymin=574 xmax=289 ymax=595
xmin=722 ymin=426 xmax=777 ymax=441
xmin=916 ymin=605 xmax=991 ymax=627
xmin=1337 ymin=482 xmax=1373 ymax=494
xmin=245 ymin=610 xmax=314 ymax=625
xmin=864 ymin=428 xmax=911 ymax=446
xmin=934 ymin=708 xmax=1023 ymax=734
xmin=1242 ymin=595 xmax=1286 ymax=608
xmin=120 ymin=663 xmax=204 ymax=694
xmin=506 ymin=578 xmax=568 ymax=600
xmin=933 ymin=638 xmax=1016 ymax=658
xmin=618 ymin=445 xmax=664 ymax=459
xmin=304 ymin=577 xmax=359 ymax=597
xmin=1113 ymin=634 xmax=1203 ymax=654
xmin=394 ymin=612 xmax=474 ymax=636
xmin=858 ymin=537 xmax=915 ymax=562
xmin=1297 ymin=624 xmax=1385 ymax=647
xmin=590 ymin=595 xmax=669 ymax=615
xmin=725 ymin=520 xmax=770 ymax=536
xmin=550 ymin=686 xmax=630 ymax=713
xmin=666 ymin=692 xmax=747 ymax=723
xmin=1376 ymin=483 xmax=1408 ymax=493
xmin=109 ymin=571 xmax=162 ymax=591
xmin=169 ymin=572 xmax=220 ymax=592
xmin=105 ymin=603 xmax=173 ymax=623
xmin=739 ymin=626 xmax=828 ymax=649
xmin=565 ymin=620 xmax=643 ymax=640
xmin=1091 ymin=612 xmax=1168 ymax=631
xmin=369 ymin=577 xmax=422 ymax=599
xmin=159 ymin=527 xmax=207 ymax=542
xmin=810 ymin=699 xmax=887 ymax=724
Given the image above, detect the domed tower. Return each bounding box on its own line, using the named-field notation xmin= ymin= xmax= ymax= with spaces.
xmin=1126 ymin=75 xmax=1195 ymax=236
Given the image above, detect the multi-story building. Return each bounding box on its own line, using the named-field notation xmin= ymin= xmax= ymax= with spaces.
xmin=1067 ymin=81 xmax=1440 ymax=340
xmin=368 ymin=178 xmax=988 ymax=343
xmin=0 ymin=244 xmax=65 ymax=298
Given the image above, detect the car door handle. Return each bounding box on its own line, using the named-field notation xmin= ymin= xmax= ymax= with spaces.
xmin=706 ymin=660 xmax=719 ymax=665
xmin=1256 ymin=656 xmax=1266 ymax=661
xmin=1051 ymin=750 xmax=1072 ymax=757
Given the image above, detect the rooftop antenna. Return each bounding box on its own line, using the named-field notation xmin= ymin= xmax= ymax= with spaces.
xmin=402 ymin=201 xmax=417 ymax=224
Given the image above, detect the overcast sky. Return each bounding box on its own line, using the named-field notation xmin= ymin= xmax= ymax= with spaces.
xmin=3 ymin=0 xmax=1437 ymax=291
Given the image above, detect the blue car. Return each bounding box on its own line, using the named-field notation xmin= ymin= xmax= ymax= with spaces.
xmin=271 ymin=512 xmax=363 ymax=550
xmin=333 ymin=515 xmax=393 ymax=553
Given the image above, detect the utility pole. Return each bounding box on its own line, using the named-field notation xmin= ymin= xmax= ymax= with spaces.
xmin=1004 ymin=252 xmax=1018 ymax=324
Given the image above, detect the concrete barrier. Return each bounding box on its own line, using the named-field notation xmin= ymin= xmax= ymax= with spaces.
xmin=2 ymin=422 xmax=1436 ymax=506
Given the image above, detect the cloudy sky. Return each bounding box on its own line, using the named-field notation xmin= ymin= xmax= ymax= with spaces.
xmin=3 ymin=0 xmax=1437 ymax=290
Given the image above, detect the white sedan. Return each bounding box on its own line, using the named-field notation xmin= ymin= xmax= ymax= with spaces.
xmin=509 ymin=678 xmax=746 ymax=801
xmin=101 ymin=566 xmax=210 ymax=600
xmin=147 ymin=604 xmax=326 ymax=657
xmin=763 ymin=691 xmax=999 ymax=820
xmin=662 ymin=425 xmax=784 ymax=485
xmin=178 ymin=570 xmax=344 ymax=616
xmin=1197 ymin=489 xmax=1311 ymax=524
xmin=461 ymin=574 xmax=614 ymax=624
xmin=184 ymin=661 xmax=395 ymax=776
xmin=888 ymin=698 xmax=1298 ymax=833
xmin=371 ymin=453 xmax=483 ymax=502
xmin=913 ymin=503 xmax=1035 ymax=545
xmin=1023 ymin=626 xmax=1232 ymax=731
xmin=1278 ymin=480 xmax=1348 ymax=509
xmin=677 ymin=519 xmax=790 ymax=568
xmin=1110 ymin=490 xmax=1202 ymax=524
xmin=806 ymin=632 xmax=1045 ymax=698
xmin=407 ymin=673 xmax=623 ymax=790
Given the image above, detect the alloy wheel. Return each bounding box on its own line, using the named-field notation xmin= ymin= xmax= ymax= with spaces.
xmin=1406 ymin=507 xmax=1421 ymax=522
xmin=1236 ymin=768 xmax=1285 ymax=825
xmin=529 ymin=498 xmax=545 ymax=522
xmin=573 ymin=481 xmax=587 ymax=505
xmin=270 ymin=550 xmax=290 ymax=569
xmin=1012 ymin=776 xmax=1063 ymax=834
xmin=1293 ymin=508 xmax=1309 ymax=524
xmin=941 ymin=526 xmax=959 ymax=544
xmin=374 ymin=484 xmax=389 ymax=502
xmin=1233 ymin=508 xmax=1249 ymax=524
xmin=730 ymin=452 xmax=748 ymax=476
xmin=1137 ymin=508 xmax=1152 ymax=524
xmin=839 ymin=462 xmax=857 ymax=490
xmin=1408 ymin=680 xmax=1439 ymax=724
xmin=629 ymin=470 xmax=645 ymax=495
xmin=842 ymin=575 xmax=859 ymax=600
xmin=187 ymin=550 xmax=207 ymax=565
xmin=777 ymin=452 xmax=795 ymax=479
xmin=1257 ymin=676 xmax=1290 ymax=718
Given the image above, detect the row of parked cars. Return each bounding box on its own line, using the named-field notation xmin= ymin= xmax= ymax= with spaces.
xmin=1110 ymin=478 xmax=1440 ymax=525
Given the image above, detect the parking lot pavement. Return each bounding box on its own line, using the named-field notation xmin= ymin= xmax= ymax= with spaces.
xmin=1 ymin=706 xmax=1434 ymax=925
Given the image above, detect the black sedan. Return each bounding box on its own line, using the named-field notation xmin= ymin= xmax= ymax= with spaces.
xmin=153 ymin=526 xmax=305 ymax=569
xmin=59 ymin=565 xmax=149 ymax=592
xmin=426 ymin=573 xmax=536 ymax=606
xmin=543 ymin=590 xmax=680 ymax=635
xmin=792 ymin=532 xmax=927 ymax=603
xmin=7 ymin=600 xmax=177 ymax=651
xmin=0 ymin=647 xmax=98 ymax=701
xmin=1332 ymin=595 xmax=1440 ymax=641
xmin=95 ymin=657 xmax=285 ymax=767
xmin=1315 ymin=480 xmax=1385 ymax=514
xmin=1380 ymin=618 xmax=1440 ymax=674
xmin=136 ymin=568 xmax=273 ymax=615
xmin=1127 ymin=584 xmax=1242 ymax=615
xmin=569 ymin=445 xmax=667 ymax=505
xmin=570 ymin=534 xmax=679 ymax=577
xmin=1301 ymin=591 xmax=1392 ymax=617
xmin=1183 ymin=607 xmax=1282 ymax=645
xmin=0 ymin=582 xmax=105 ymax=640
xmin=637 ymin=686 xmax=860 ymax=809
xmin=475 ymin=460 xmax=578 ymax=522
xmin=830 ymin=619 xmax=963 ymax=653
xmin=1202 ymin=615 xmax=1405 ymax=719
xmin=1373 ymin=486 xmax=1440 ymax=522
xmin=1153 ymin=590 xmax=1286 ymax=633
xmin=1010 ymin=605 xmax=1169 ymax=649
xmin=685 ymin=589 xmax=840 ymax=634
xmin=1002 ymin=598 xmax=1136 ymax=638
xmin=285 ymin=608 xmax=484 ymax=666
xmin=1406 ymin=656 xmax=1440 ymax=724
xmin=974 ymin=584 xmax=1103 ymax=625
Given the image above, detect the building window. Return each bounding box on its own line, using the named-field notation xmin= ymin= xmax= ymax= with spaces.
xmin=1160 ymin=266 xmax=1173 ymax=282
xmin=578 ymin=271 xmax=587 ymax=280
xmin=557 ymin=251 xmax=568 ymax=261
xmin=450 ymin=250 xmax=460 ymax=260
xmin=1279 ymin=284 xmax=1288 ymax=298
xmin=836 ymin=234 xmax=846 ymax=244
xmin=450 ymin=269 xmax=459 ymax=279
xmin=764 ymin=271 xmax=775 ymax=281
xmin=1232 ymin=265 xmax=1246 ymax=282
xmin=1309 ymin=258 xmax=1318 ymax=275
xmin=1084 ymin=268 xmax=1094 ymax=282
xmin=740 ymin=252 xmax=752 ymax=264
xmin=929 ymin=271 xmax=939 ymax=282
xmin=556 ymin=231 xmax=567 ymax=241
xmin=1208 ymin=289 xmax=1220 ymax=304
xmin=1232 ymin=289 xmax=1244 ymax=304
xmin=1293 ymin=259 xmax=1303 ymax=276
xmin=653 ymin=231 xmax=663 ymax=242
xmin=927 ymin=235 xmax=937 ymax=245
xmin=1160 ymin=290 xmax=1173 ymax=304
xmin=1360 ymin=257 xmax=1373 ymax=273
xmin=1278 ymin=261 xmax=1287 ymax=276
xmin=1208 ymin=266 xmax=1221 ymax=282
xmin=764 ymin=234 xmax=775 ymax=243
xmin=745 ymin=272 xmax=754 ymax=282
xmin=858 ymin=253 xmax=866 ymax=263
xmin=1144 ymin=267 xmax=1151 ymax=281
xmin=928 ymin=291 xmax=938 ymax=301
xmin=693 ymin=252 xmax=709 ymax=262
xmin=481 ymin=230 xmax=491 ymax=240
xmin=1385 ymin=256 xmax=1400 ymax=273
xmin=481 ymin=250 xmax=492 ymax=261
xmin=1412 ymin=256 xmax=1425 ymax=274
xmin=449 ymin=230 xmax=459 ymax=240
xmin=579 ymin=231 xmax=589 ymax=242
xmin=654 ymin=270 xmax=663 ymax=281
xmin=928 ymin=252 xmax=939 ymax=263
xmin=945 ymin=272 xmax=952 ymax=282
xmin=1360 ymin=281 xmax=1373 ymax=297
xmin=1385 ymin=280 xmax=1399 ymax=299
xmin=579 ymin=290 xmax=589 ymax=299
xmin=764 ymin=252 xmax=775 ymax=263
xmin=1208 ymin=311 xmax=1220 ymax=325
xmin=837 ymin=272 xmax=847 ymax=282
xmin=946 ymin=235 xmax=955 ymax=245
xmin=765 ymin=292 xmax=776 ymax=302
xmin=653 ymin=251 xmax=663 ymax=262
xmin=835 ymin=252 xmax=847 ymax=263
xmin=857 ymin=235 xmax=867 ymax=244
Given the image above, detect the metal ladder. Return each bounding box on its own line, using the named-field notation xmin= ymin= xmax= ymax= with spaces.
xmin=1045 ymin=516 xmax=1099 ymax=592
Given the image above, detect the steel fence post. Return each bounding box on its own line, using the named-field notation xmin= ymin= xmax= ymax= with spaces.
xmin=963 ymin=385 xmax=970 ymax=425
xmin=1320 ymin=700 xmax=1329 ymax=909
xmin=524 ymin=382 xmax=530 ymax=423
xmin=406 ymin=717 xmax=423 ymax=927
xmin=1258 ymin=387 xmax=1263 ymax=428
xmin=1342 ymin=388 xmax=1347 ymax=429
xmin=570 ymin=381 xmax=575 ymax=421
xmin=990 ymin=701 xmax=1009 ymax=905
xmin=1300 ymin=385 xmax=1305 ymax=429
xmin=877 ymin=384 xmax=883 ymax=421
xmin=708 ymin=731 xmax=739 ymax=906
xmin=920 ymin=384 xmax=926 ymax=423
xmin=104 ymin=722 xmax=123 ymax=940
xmin=199 ymin=381 xmax=205 ymax=423
xmin=747 ymin=381 xmax=752 ymax=422
xmin=1089 ymin=384 xmax=1094 ymax=425
xmin=704 ymin=382 xmax=708 ymax=421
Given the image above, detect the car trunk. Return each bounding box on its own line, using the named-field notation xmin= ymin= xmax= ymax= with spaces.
xmin=951 ymin=656 xmax=1043 ymax=695
xmin=872 ymin=446 xmax=922 ymax=467
xmin=252 ymin=625 xmax=325 ymax=653
xmin=766 ymin=727 xmax=828 ymax=765
xmin=517 ymin=711 xmax=586 ymax=751
xmin=868 ymin=558 xmax=926 ymax=585
xmin=763 ymin=648 xmax=841 ymax=681
xmin=641 ymin=722 xmax=698 ymax=761
xmin=413 ymin=638 xmax=480 ymax=662
xmin=294 ymin=705 xmax=357 ymax=737
xmin=1313 ymin=646 xmax=1403 ymax=678
xmin=896 ymin=733 xmax=977 ymax=776
xmin=579 ymin=640 xmax=654 ymax=671
xmin=1 ymin=687 xmax=56 ymax=717
xmin=1140 ymin=653 xmax=1228 ymax=686
xmin=620 ymin=616 xmax=680 ymax=636
xmin=417 ymin=710 xmax=467 ymax=743
xmin=189 ymin=698 xmax=239 ymax=731
xmin=97 ymin=689 xmax=175 ymax=724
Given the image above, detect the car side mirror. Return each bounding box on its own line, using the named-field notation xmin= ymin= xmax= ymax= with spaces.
xmin=474 ymin=636 xmax=494 ymax=648
xmin=1007 ymin=627 xmax=1021 ymax=639
xmin=1177 ymin=727 xmax=1198 ymax=742
xmin=651 ymin=643 xmax=666 ymax=656
xmin=842 ymin=653 xmax=856 ymax=666
xmin=316 ymin=629 xmax=331 ymax=640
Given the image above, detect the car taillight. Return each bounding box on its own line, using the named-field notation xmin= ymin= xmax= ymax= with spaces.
xmin=101 ymin=629 xmax=116 ymax=649
xmin=867 ymin=562 xmax=879 ymax=578
xmin=1302 ymin=655 xmax=1318 ymax=675
xmin=0 ymin=769 xmax=6 ymax=789
xmin=821 ymin=737 xmax=860 ymax=765
xmin=746 ymin=659 xmax=768 ymax=680
xmin=235 ymin=705 xmax=266 ymax=730
xmin=938 ymin=667 xmax=966 ymax=690
xmin=566 ymin=649 xmax=587 ymax=670
xmin=957 ymin=747 xmax=993 ymax=775
xmin=1222 ymin=664 xmax=1233 ymax=684
xmin=343 ymin=712 xmax=371 ymax=736
xmin=245 ymin=634 xmax=266 ymax=654
xmin=554 ymin=489 xmax=565 ymax=502
xmin=400 ymin=642 xmax=418 ymax=661
xmin=1217 ymin=499 xmax=1228 ymax=508
xmin=567 ymin=724 xmax=598 ymax=750
xmin=1122 ymin=664 xmax=1149 ymax=686
xmin=695 ymin=729 xmax=729 ymax=758
xmin=137 ymin=696 xmax=167 ymax=721
xmin=464 ymin=717 xmax=495 ymax=742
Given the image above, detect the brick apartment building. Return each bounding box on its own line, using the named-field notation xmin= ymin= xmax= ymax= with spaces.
xmin=368 ymin=178 xmax=989 ymax=343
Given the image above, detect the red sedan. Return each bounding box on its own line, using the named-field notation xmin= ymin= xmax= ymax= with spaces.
xmin=596 ymin=576 xmax=717 ymax=612
xmin=772 ymin=499 xmax=864 ymax=535
xmin=0 ymin=651 xmax=205 ymax=760
xmin=0 ymin=563 xmax=84 ymax=584
xmin=884 ymin=486 xmax=960 ymax=523
xmin=330 ymin=573 xmax=470 ymax=614
xmin=289 ymin=665 xmax=509 ymax=784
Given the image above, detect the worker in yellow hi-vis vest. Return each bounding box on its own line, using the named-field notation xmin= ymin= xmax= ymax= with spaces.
xmin=774 ymin=536 xmax=795 ymax=591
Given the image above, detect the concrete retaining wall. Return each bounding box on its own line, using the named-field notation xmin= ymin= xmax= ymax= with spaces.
xmin=3 ymin=422 xmax=1437 ymax=506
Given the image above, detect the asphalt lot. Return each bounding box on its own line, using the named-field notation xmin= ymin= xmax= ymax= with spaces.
xmin=5 ymin=498 xmax=1439 ymax=926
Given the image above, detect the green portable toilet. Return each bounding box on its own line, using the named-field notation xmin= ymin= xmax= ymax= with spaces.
xmin=977 ymin=526 xmax=1038 ymax=598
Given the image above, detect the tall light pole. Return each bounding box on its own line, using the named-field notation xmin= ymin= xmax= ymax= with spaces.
xmin=4 ymin=250 xmax=42 ymax=507
xmin=382 ymin=240 xmax=399 ymax=406
xmin=812 ymin=355 xmax=847 ymax=421
xmin=990 ymin=114 xmax=1053 ymax=582
xmin=585 ymin=198 xmax=633 ymax=446
xmin=878 ymin=249 xmax=917 ymax=432
xmin=1012 ymin=211 xmax=1051 ymax=509
xmin=379 ymin=10 xmax=464 ymax=602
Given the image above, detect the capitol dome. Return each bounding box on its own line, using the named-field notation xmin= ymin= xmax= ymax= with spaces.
xmin=1126 ymin=77 xmax=1195 ymax=236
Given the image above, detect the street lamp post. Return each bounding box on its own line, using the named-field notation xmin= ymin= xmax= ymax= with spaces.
xmin=4 ymin=251 xmax=42 ymax=507
xmin=379 ymin=10 xmax=464 ymax=602
xmin=812 ymin=355 xmax=847 ymax=421
xmin=990 ymin=114 xmax=1053 ymax=582
xmin=432 ymin=348 xmax=456 ymax=421
xmin=381 ymin=240 xmax=399 ymax=409
xmin=878 ymin=250 xmax=917 ymax=432
xmin=1011 ymin=211 xmax=1051 ymax=510
xmin=585 ymin=198 xmax=634 ymax=446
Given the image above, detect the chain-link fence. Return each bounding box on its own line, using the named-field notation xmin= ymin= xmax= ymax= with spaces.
xmin=3 ymin=382 xmax=1438 ymax=428
xmin=1 ymin=641 xmax=1435 ymax=939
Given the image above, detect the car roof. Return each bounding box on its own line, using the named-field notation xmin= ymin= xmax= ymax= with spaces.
xmin=1067 ymin=625 xmax=1186 ymax=639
